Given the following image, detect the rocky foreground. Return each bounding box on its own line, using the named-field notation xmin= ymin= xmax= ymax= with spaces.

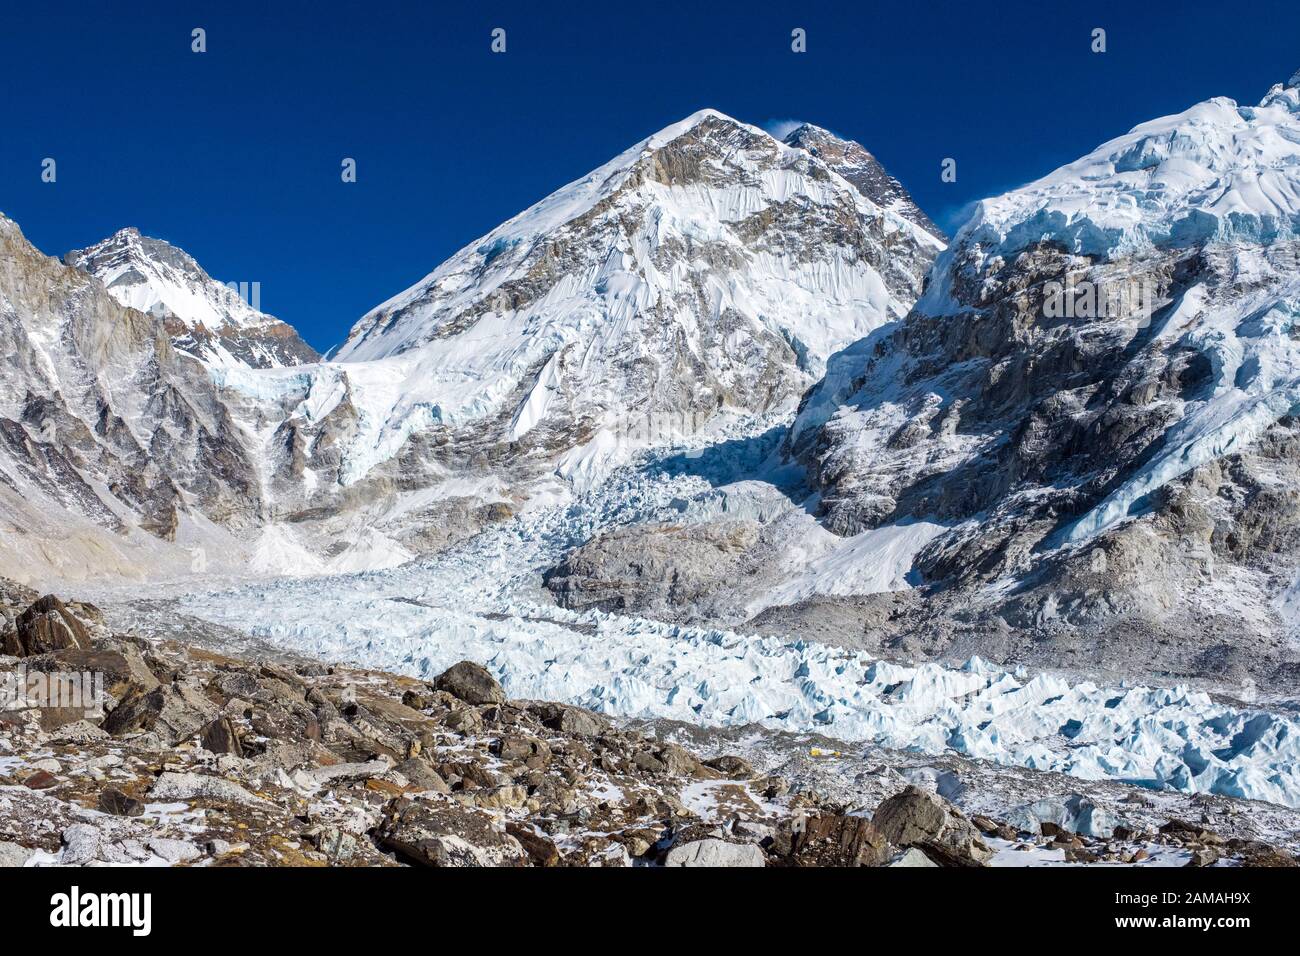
xmin=1 ymin=578 xmax=1295 ymax=868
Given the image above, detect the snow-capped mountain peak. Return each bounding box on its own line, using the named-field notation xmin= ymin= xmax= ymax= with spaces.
xmin=66 ymin=227 xmax=318 ymax=369
xmin=930 ymin=73 xmax=1300 ymax=284
xmin=339 ymin=107 xmax=941 ymax=362
xmin=781 ymin=122 xmax=945 ymax=241
xmin=327 ymin=109 xmax=942 ymax=472
xmin=787 ymin=69 xmax=1300 ymax=663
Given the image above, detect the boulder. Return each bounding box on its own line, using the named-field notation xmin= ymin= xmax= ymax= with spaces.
xmin=98 ymin=788 xmax=145 ymax=817
xmin=527 ymin=701 xmax=609 ymax=736
xmin=3 ymin=595 xmax=89 ymax=657
xmin=395 ymin=758 xmax=450 ymax=794
xmin=872 ymin=785 xmax=992 ymax=866
xmin=704 ymin=754 xmax=755 ymax=778
xmin=0 ymin=841 xmax=35 ymax=867
xmin=506 ymin=822 xmax=561 ymax=867
xmin=564 ymin=838 xmax=633 ymax=867
xmin=433 ymin=661 xmax=505 ymax=706
xmin=1228 ymin=839 xmax=1298 ymax=867
xmin=774 ymin=813 xmax=893 ymax=867
xmin=149 ymin=771 xmax=272 ymax=808
xmin=656 ymin=742 xmax=707 ymax=777
xmin=211 ymin=670 xmax=260 ymax=700
xmin=377 ymin=801 xmax=527 ymax=867
xmin=889 ymin=847 xmax=939 ymax=867
xmin=102 ymin=683 xmax=218 ymax=744
xmin=25 ymin=645 xmax=160 ymax=701
xmin=492 ymin=734 xmax=552 ymax=766
xmin=663 ymin=838 xmax=766 ymax=867
xmin=198 ymin=716 xmax=243 ymax=755
xmin=148 ymin=838 xmax=202 ymax=864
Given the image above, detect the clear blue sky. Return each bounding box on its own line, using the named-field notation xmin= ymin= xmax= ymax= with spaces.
xmin=3 ymin=0 xmax=1297 ymax=352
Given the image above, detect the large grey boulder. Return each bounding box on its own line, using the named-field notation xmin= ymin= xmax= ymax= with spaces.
xmin=663 ymin=838 xmax=766 ymax=867
xmin=149 ymin=771 xmax=272 ymax=808
xmin=872 ymin=785 xmax=992 ymax=866
xmin=0 ymin=841 xmax=35 ymax=867
xmin=889 ymin=847 xmax=939 ymax=867
xmin=377 ymin=801 xmax=527 ymax=867
xmin=433 ymin=661 xmax=505 ymax=706
xmin=102 ymin=683 xmax=218 ymax=744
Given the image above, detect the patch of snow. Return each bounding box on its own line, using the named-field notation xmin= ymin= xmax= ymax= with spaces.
xmin=755 ymin=518 xmax=948 ymax=611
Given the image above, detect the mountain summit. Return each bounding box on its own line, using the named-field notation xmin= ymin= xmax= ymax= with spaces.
xmin=781 ymin=123 xmax=944 ymax=241
xmin=66 ymin=228 xmax=318 ymax=370
xmin=325 ymin=108 xmax=941 ymax=482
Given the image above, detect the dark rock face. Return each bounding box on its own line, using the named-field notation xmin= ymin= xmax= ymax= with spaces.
xmin=98 ymin=789 xmax=146 ymax=817
xmin=23 ymin=645 xmax=159 ymax=699
xmin=102 ymin=684 xmax=218 ymax=745
xmin=779 ymin=220 xmax=1300 ymax=687
xmin=526 ymin=701 xmax=610 ymax=737
xmin=377 ymin=802 xmax=528 ymax=867
xmin=773 ymin=813 xmax=894 ymax=867
xmin=199 ymin=716 xmax=243 ymax=755
xmin=4 ymin=595 xmax=90 ymax=657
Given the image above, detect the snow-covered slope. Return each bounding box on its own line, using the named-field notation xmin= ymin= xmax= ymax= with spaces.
xmin=195 ymin=109 xmax=944 ymax=563
xmin=330 ymin=109 xmax=940 ymax=479
xmin=2 ymin=110 xmax=943 ymax=581
xmin=66 ymin=228 xmax=319 ymax=370
xmin=950 ymin=77 xmax=1300 ymax=262
xmin=778 ymin=69 xmax=1300 ymax=674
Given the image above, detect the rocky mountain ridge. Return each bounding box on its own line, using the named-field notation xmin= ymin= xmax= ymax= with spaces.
xmin=781 ymin=123 xmax=944 ymax=241
xmin=0 ymin=214 xmax=267 ymax=583
xmin=776 ymin=71 xmax=1300 ymax=680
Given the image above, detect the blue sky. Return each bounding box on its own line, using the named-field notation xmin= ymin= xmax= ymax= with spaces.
xmin=3 ymin=0 xmax=1298 ymax=352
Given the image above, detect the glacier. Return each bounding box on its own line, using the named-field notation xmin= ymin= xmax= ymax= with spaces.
xmin=107 ymin=429 xmax=1300 ymax=810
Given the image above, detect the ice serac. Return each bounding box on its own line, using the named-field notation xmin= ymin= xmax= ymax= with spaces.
xmin=332 ymin=109 xmax=941 ymax=469
xmin=782 ymin=123 xmax=945 ymax=241
xmin=779 ymin=70 xmax=1300 ymax=682
xmin=66 ymin=228 xmax=319 ymax=370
